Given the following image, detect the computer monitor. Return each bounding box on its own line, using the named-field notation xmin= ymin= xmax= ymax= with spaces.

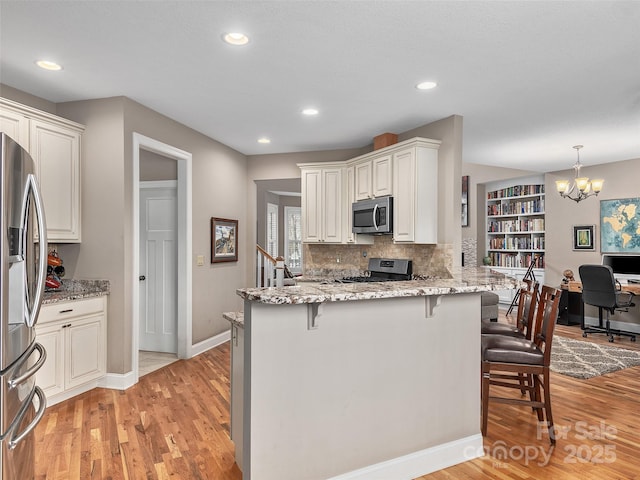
xmin=601 ymin=254 xmax=640 ymax=280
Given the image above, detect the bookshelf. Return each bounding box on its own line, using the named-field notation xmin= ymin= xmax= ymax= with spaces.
xmin=485 ymin=178 xmax=545 ymax=304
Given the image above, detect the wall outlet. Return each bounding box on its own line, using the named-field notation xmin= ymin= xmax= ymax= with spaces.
xmin=196 ymin=255 xmax=204 ymax=266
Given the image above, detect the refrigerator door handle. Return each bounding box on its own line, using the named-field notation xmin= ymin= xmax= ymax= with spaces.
xmin=24 ymin=173 xmax=48 ymax=328
xmin=8 ymin=342 xmax=47 ymax=389
xmin=7 ymin=386 xmax=47 ymax=450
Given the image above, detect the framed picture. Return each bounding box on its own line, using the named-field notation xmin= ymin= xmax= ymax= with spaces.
xmin=573 ymin=225 xmax=595 ymax=251
xmin=600 ymin=197 xmax=640 ymax=253
xmin=461 ymin=175 xmax=469 ymax=227
xmin=211 ymin=217 xmax=238 ymax=263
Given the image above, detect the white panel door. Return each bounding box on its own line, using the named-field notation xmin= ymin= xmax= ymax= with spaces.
xmin=140 ymin=184 xmax=178 ymax=353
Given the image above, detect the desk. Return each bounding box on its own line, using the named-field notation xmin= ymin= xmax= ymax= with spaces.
xmin=558 ymin=288 xmax=583 ymax=325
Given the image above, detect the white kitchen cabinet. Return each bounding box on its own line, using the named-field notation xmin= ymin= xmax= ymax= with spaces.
xmin=392 ymin=140 xmax=439 ymax=243
xmin=300 ymin=165 xmax=343 ymax=243
xmin=353 ymin=154 xmax=392 ymax=201
xmin=36 ymin=296 xmax=107 ymax=405
xmin=0 ymin=97 xmax=83 ymax=242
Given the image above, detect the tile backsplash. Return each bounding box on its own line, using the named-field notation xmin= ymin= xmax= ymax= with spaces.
xmin=303 ymin=236 xmax=453 ymax=278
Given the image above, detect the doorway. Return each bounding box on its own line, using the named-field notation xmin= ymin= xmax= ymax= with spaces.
xmin=132 ymin=133 xmax=192 ymax=383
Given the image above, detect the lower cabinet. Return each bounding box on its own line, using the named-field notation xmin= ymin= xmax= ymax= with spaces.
xmin=36 ymin=296 xmax=107 ymax=405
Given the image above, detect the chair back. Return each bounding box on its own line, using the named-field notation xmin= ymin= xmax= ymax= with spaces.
xmin=579 ymin=264 xmax=617 ymax=310
xmin=532 ymin=285 xmax=562 ymax=365
xmin=515 ymin=281 xmax=539 ymax=339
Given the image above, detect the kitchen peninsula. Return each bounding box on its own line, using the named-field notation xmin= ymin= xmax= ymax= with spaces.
xmin=231 ymin=268 xmax=517 ymax=480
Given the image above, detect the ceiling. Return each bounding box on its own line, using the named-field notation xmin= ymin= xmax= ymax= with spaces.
xmin=1 ymin=1 xmax=639 ymax=172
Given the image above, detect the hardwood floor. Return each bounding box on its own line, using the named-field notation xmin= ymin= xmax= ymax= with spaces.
xmin=35 ymin=318 xmax=640 ymax=479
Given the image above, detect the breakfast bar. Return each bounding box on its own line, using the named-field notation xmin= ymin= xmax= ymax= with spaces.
xmin=231 ymin=268 xmax=517 ymax=480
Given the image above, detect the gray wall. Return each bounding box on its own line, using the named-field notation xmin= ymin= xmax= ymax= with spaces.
xmin=140 ymin=149 xmax=178 ymax=181
xmin=12 ymin=93 xmax=249 ymax=375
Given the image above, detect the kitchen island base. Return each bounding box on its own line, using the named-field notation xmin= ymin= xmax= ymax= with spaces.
xmin=234 ymin=292 xmax=484 ymax=479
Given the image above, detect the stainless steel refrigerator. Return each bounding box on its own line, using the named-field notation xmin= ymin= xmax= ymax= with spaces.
xmin=1 ymin=132 xmax=48 ymax=479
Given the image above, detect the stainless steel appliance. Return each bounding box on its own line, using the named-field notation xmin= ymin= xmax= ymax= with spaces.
xmin=340 ymin=258 xmax=412 ymax=283
xmin=352 ymin=196 xmax=393 ymax=235
xmin=1 ymin=133 xmax=48 ymax=480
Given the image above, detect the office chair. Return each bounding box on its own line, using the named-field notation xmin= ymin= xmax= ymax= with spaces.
xmin=578 ymin=264 xmax=636 ymax=342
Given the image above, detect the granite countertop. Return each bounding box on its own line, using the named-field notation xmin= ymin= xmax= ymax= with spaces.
xmin=237 ymin=267 xmax=519 ymax=305
xmin=222 ymin=311 xmax=244 ymax=329
xmin=42 ymin=279 xmax=110 ymax=304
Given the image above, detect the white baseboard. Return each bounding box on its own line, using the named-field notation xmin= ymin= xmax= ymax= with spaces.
xmin=583 ymin=316 xmax=640 ymax=335
xmin=190 ymin=329 xmax=231 ymax=357
xmin=96 ymin=330 xmax=231 ymax=393
xmin=327 ymin=434 xmax=484 ymax=480
xmin=98 ymin=370 xmax=136 ymax=391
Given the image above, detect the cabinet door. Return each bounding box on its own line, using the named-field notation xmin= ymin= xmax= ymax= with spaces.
xmin=392 ymin=148 xmax=416 ymax=242
xmin=301 ymin=169 xmax=322 ymax=242
xmin=65 ymin=314 xmax=106 ymax=389
xmin=322 ymin=168 xmax=343 ymax=243
xmin=0 ymin=107 xmax=29 ymax=147
xmin=35 ymin=323 xmax=65 ymax=397
xmin=345 ymin=166 xmax=356 ymax=243
xmin=29 ymin=119 xmax=81 ymax=242
xmin=354 ymin=160 xmax=372 ymax=201
xmin=372 ymin=155 xmax=392 ymax=197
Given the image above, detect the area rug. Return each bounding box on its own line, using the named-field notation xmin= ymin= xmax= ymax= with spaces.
xmin=550 ymin=336 xmax=640 ymax=379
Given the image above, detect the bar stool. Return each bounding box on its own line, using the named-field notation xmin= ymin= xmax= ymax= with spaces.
xmin=481 ymin=285 xmax=562 ymax=443
xmin=482 ymin=282 xmax=539 ymax=339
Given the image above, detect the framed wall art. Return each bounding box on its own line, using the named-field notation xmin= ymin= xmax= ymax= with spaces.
xmin=211 ymin=217 xmax=238 ymax=263
xmin=600 ymin=197 xmax=640 ymax=253
xmin=572 ymin=225 xmax=595 ymax=251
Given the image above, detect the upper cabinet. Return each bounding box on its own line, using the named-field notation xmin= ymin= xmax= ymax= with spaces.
xmin=353 ymin=154 xmax=392 ymax=201
xmin=300 ymin=165 xmax=343 ymax=243
xmin=299 ymin=137 xmax=440 ymax=245
xmin=392 ymin=141 xmax=439 ymax=243
xmin=1 ymin=98 xmax=84 ymax=242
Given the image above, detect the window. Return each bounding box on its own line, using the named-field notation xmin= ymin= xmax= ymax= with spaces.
xmin=266 ymin=203 xmax=278 ymax=258
xmin=284 ymin=206 xmax=302 ymax=274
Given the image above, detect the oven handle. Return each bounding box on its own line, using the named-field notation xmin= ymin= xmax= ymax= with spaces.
xmin=373 ymin=204 xmax=379 ymax=231
xmin=7 ymin=386 xmax=47 ymax=450
xmin=9 ymin=342 xmax=47 ymax=389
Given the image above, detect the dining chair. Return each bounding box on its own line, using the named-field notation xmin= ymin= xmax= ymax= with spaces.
xmin=481 ymin=285 xmax=562 ymax=443
xmin=481 ymin=281 xmax=539 ymax=339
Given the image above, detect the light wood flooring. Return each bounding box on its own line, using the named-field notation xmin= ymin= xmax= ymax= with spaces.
xmin=35 ymin=313 xmax=640 ymax=479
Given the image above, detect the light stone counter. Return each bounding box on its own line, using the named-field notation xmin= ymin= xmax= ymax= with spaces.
xmin=237 ymin=267 xmax=517 ymax=304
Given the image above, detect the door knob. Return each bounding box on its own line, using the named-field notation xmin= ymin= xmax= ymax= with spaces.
xmin=139 ymin=275 xmax=146 ymax=281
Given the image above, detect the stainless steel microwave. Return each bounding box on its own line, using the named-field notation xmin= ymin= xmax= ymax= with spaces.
xmin=352 ymin=196 xmax=393 ymax=234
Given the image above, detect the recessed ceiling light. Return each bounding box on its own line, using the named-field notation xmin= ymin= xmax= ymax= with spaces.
xmin=258 ymin=137 xmax=271 ymax=144
xmin=302 ymin=108 xmax=319 ymax=116
xmin=416 ymin=81 xmax=437 ymax=90
xmin=36 ymin=60 xmax=62 ymax=71
xmin=223 ymin=32 xmax=249 ymax=46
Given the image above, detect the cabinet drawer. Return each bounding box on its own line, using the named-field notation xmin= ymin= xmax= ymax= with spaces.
xmin=39 ymin=297 xmax=105 ymax=325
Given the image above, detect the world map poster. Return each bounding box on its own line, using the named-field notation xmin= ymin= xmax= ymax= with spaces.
xmin=600 ymin=197 xmax=640 ymax=253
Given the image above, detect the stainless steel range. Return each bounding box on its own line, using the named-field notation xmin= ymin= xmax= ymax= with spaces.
xmin=341 ymin=258 xmax=412 ymax=283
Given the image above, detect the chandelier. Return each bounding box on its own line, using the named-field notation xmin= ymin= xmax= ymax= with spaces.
xmin=555 ymin=145 xmax=604 ymax=203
